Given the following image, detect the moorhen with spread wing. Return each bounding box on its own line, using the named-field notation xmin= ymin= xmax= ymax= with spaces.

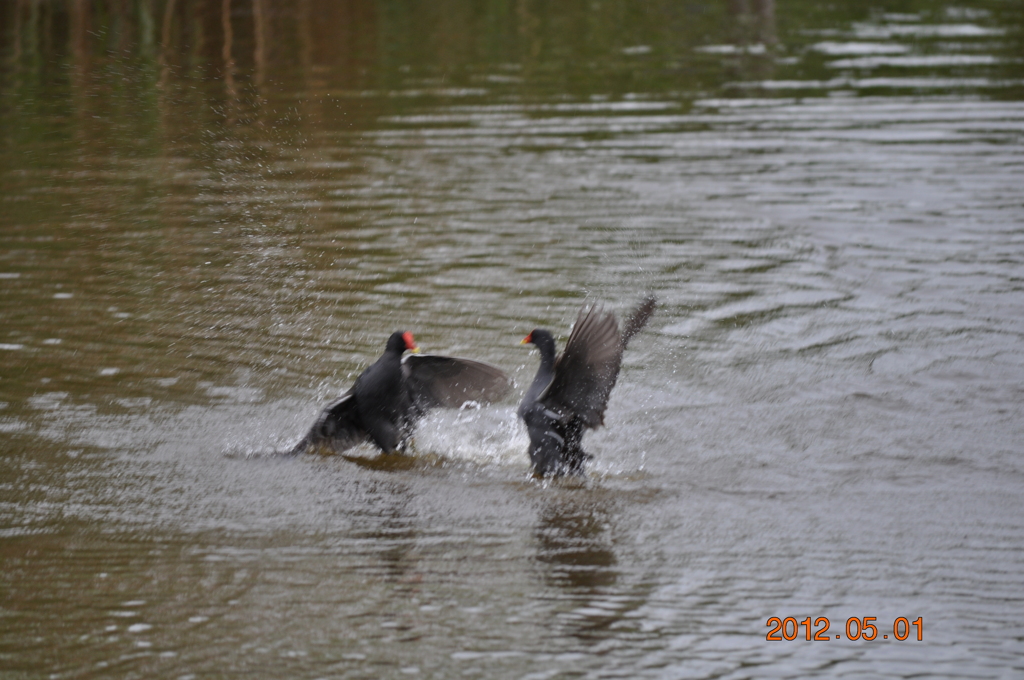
xmin=518 ymin=296 xmax=655 ymax=476
xmin=286 ymin=331 xmax=511 ymax=456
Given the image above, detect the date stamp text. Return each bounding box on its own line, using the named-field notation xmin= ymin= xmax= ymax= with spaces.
xmin=766 ymin=617 xmax=922 ymax=641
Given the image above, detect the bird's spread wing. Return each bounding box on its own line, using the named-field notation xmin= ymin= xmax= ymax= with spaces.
xmin=402 ymin=354 xmax=512 ymax=410
xmin=287 ymin=389 xmax=369 ymax=455
xmin=539 ymin=304 xmax=623 ymax=429
xmin=621 ymin=294 xmax=656 ymax=348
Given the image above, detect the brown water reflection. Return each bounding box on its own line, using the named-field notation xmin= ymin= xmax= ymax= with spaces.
xmin=535 ymin=495 xmax=618 ymax=592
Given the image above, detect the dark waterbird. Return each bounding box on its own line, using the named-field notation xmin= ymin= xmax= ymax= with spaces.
xmin=286 ymin=331 xmax=511 ymax=456
xmin=518 ymin=296 xmax=656 ymax=477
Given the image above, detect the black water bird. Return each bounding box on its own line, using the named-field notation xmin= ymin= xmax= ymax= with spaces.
xmin=518 ymin=296 xmax=656 ymax=477
xmin=286 ymin=331 xmax=511 ymax=456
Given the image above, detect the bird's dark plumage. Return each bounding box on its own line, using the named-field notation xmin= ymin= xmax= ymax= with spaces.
xmin=518 ymin=296 xmax=656 ymax=477
xmin=286 ymin=331 xmax=511 ymax=456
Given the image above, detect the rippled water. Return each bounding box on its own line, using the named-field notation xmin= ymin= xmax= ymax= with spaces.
xmin=2 ymin=1 xmax=1024 ymax=678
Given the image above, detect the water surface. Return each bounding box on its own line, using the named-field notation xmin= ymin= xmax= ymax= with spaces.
xmin=2 ymin=1 xmax=1024 ymax=678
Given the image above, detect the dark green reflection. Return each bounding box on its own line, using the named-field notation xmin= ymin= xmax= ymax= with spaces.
xmin=2 ymin=0 xmax=1020 ymax=175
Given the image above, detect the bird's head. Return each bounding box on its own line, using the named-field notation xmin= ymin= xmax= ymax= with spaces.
xmin=388 ymin=331 xmax=420 ymax=354
xmin=521 ymin=329 xmax=556 ymax=358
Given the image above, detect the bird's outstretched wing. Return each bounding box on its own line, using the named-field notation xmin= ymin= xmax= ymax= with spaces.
xmin=539 ymin=296 xmax=656 ymax=430
xmin=284 ymin=389 xmax=369 ymax=455
xmin=538 ymin=304 xmax=623 ymax=429
xmin=402 ymin=354 xmax=512 ymax=411
xmin=622 ymin=294 xmax=657 ymax=347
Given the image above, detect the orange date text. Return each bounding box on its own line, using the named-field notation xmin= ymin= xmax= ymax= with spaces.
xmin=766 ymin=617 xmax=922 ymax=641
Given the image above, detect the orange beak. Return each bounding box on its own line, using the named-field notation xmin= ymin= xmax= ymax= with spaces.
xmin=402 ymin=331 xmax=420 ymax=353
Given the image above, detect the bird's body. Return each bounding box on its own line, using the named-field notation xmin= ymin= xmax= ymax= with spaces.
xmin=519 ymin=296 xmax=656 ymax=476
xmin=287 ymin=331 xmax=510 ymax=456
xmin=353 ymin=333 xmax=412 ymax=452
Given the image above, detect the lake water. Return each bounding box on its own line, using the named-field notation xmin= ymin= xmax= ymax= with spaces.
xmin=2 ymin=1 xmax=1023 ymax=678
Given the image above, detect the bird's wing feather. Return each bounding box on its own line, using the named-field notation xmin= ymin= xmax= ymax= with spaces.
xmin=621 ymin=294 xmax=656 ymax=347
xmin=402 ymin=354 xmax=512 ymax=410
xmin=287 ymin=389 xmax=369 ymax=455
xmin=539 ymin=304 xmax=623 ymax=429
